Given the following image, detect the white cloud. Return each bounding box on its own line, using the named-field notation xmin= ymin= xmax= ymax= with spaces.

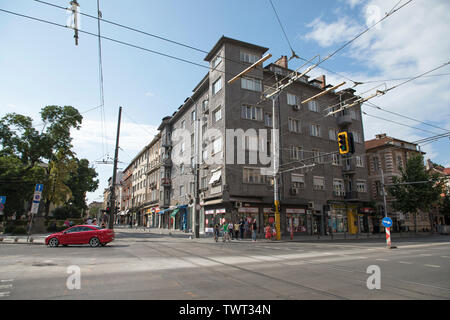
xmin=303 ymin=0 xmax=450 ymax=164
xmin=7 ymin=104 xmax=16 ymax=108
xmin=145 ymin=91 xmax=154 ymax=97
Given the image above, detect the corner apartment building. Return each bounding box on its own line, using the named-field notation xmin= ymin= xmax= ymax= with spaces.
xmin=365 ymin=133 xmax=430 ymax=232
xmin=154 ymin=36 xmax=370 ymax=237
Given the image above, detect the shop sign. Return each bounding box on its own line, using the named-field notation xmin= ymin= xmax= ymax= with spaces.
xmin=238 ymin=207 xmax=258 ymax=213
xmin=205 ymin=210 xmax=215 ymax=215
xmin=216 ymin=208 xmax=226 ymax=214
xmin=286 ymin=208 xmax=306 ymax=214
xmin=263 ymin=208 xmax=273 ymax=214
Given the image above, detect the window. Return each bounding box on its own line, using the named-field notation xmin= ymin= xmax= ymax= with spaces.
xmin=241 ymin=77 xmax=262 ymax=92
xmin=212 ymin=78 xmax=222 ymax=95
xmin=202 ymin=123 xmax=207 ymax=137
xmin=329 ymin=128 xmax=338 ymax=141
xmin=333 ymin=179 xmax=345 ymax=195
xmin=350 ymin=109 xmax=357 ymax=120
xmin=241 ymin=105 xmax=263 ymax=121
xmin=313 ymin=176 xmax=325 ymax=190
xmin=310 ymin=124 xmax=321 ymax=137
xmin=373 ymin=156 xmax=380 ymax=172
xmin=180 ymin=185 xmax=185 ymax=196
xmin=240 ymin=51 xmax=260 ymax=63
xmin=264 ymin=113 xmax=272 ymax=127
xmin=332 ymin=154 xmax=339 ymax=166
xmin=180 ymin=142 xmax=185 ymax=154
xmin=212 ymin=55 xmax=222 ymax=68
xmin=292 ymin=174 xmax=305 ymax=188
xmin=357 ymin=181 xmax=367 ymax=193
xmin=181 ymin=120 xmax=186 ymax=130
xmin=201 ymin=176 xmax=207 ymax=189
xmin=180 ymin=164 xmax=184 ymax=174
xmin=308 ymin=100 xmax=319 ymax=112
xmin=351 ymin=131 xmax=360 ymax=143
xmin=202 ymin=100 xmax=209 ymax=112
xmin=312 ymin=149 xmax=320 ymax=163
xmin=190 ymin=182 xmax=195 ymax=194
xmin=243 ymin=167 xmax=265 ymax=184
xmin=356 ymin=156 xmax=364 ymax=167
xmin=290 ymin=146 xmax=302 ymax=160
xmin=375 ymin=181 xmax=383 ymax=196
xmin=397 ymin=155 xmax=403 ymax=169
xmin=212 ymin=137 xmax=222 ymax=154
xmin=191 ymin=110 xmax=196 ymax=123
xmin=213 ymin=107 xmax=222 ymax=122
xmin=287 ymin=93 xmax=298 ymax=106
xmin=288 ymin=118 xmax=301 ymax=133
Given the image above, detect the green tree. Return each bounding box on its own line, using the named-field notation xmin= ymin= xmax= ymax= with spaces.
xmin=388 ymin=154 xmax=445 ymax=232
xmin=65 ymin=158 xmax=99 ymax=214
xmin=0 ymin=105 xmax=83 ymax=219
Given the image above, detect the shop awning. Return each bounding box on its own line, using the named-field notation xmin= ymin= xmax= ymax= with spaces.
xmin=209 ymin=170 xmax=221 ymax=184
xmin=159 ymin=209 xmax=169 ymax=215
xmin=170 ymin=209 xmax=179 ymax=217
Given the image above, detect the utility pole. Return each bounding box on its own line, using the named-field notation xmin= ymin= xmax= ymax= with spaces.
xmin=194 ymin=100 xmax=200 ymax=238
xmin=380 ymin=168 xmax=388 ymax=218
xmin=272 ymin=94 xmax=281 ymax=240
xmin=69 ymin=0 xmax=79 ymax=45
xmin=109 ymin=106 xmax=122 ymax=230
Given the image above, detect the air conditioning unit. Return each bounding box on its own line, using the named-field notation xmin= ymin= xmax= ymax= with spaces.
xmin=292 ymin=104 xmax=300 ymax=111
xmin=308 ymin=201 xmax=314 ymax=209
xmin=290 ymin=187 xmax=299 ymax=195
xmin=234 ymin=202 xmax=242 ymax=208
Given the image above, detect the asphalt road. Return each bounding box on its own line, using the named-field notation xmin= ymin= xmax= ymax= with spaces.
xmin=1 ymin=231 xmax=449 ymax=300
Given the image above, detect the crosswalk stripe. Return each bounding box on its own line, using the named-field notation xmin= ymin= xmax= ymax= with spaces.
xmin=0 ymin=292 xmax=10 ymax=297
xmin=0 ymin=285 xmax=12 ymax=290
xmin=424 ymin=264 xmax=440 ymax=268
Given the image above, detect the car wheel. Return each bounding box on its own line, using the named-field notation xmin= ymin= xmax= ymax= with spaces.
xmin=48 ymin=238 xmax=59 ymax=247
xmin=89 ymin=237 xmax=100 ymax=247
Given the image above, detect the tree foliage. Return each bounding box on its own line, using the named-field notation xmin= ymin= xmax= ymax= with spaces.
xmin=388 ymin=154 xmax=445 ymax=229
xmin=0 ymin=105 xmax=97 ymax=219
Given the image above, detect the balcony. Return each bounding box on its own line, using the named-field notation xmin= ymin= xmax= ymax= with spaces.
xmin=337 ymin=114 xmax=352 ymax=127
xmin=344 ymin=191 xmax=359 ymax=200
xmin=333 ymin=190 xmax=345 ymax=197
xmin=161 ymin=178 xmax=171 ymax=186
xmin=342 ymin=162 xmax=356 ymax=174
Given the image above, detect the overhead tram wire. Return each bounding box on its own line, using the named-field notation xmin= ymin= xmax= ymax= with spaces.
xmin=363 ymin=101 xmax=450 ymax=133
xmin=96 ymin=0 xmax=107 ymax=160
xmin=361 ymin=112 xmax=440 ymax=135
xmin=31 ymin=0 xmax=279 ymax=91
xmin=0 ymin=7 xmax=281 ymax=94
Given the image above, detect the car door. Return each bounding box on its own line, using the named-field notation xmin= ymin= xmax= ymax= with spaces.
xmin=60 ymin=226 xmax=81 ymax=244
xmin=79 ymin=226 xmax=95 ymax=244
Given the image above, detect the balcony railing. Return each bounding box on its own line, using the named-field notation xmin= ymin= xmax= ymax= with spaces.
xmin=161 ymin=178 xmax=171 ymax=186
xmin=344 ymin=191 xmax=359 ymax=200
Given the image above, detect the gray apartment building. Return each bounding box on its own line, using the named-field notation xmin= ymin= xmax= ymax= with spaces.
xmin=149 ymin=36 xmax=371 ymax=238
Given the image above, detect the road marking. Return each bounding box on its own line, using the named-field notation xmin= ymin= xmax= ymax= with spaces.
xmin=0 ymin=279 xmax=14 ymax=283
xmin=424 ymin=264 xmax=440 ymax=268
xmin=0 ymin=292 xmax=10 ymax=297
xmin=419 ymin=254 xmax=432 ymax=256
xmin=441 ymin=256 xmax=450 ymax=259
xmin=0 ymin=285 xmax=12 ymax=290
xmin=398 ymin=261 xmax=412 ymax=264
xmin=376 ymin=258 xmax=389 ymax=261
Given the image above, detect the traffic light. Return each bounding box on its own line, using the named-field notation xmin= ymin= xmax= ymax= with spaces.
xmin=105 ymin=207 xmax=111 ymax=214
xmin=272 ymin=201 xmax=281 ymax=213
xmin=337 ymin=131 xmax=349 ymax=154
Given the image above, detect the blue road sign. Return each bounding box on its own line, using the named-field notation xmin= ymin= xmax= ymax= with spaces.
xmin=382 ymin=217 xmax=393 ymax=228
xmin=35 ymin=184 xmax=44 ymax=192
xmin=0 ymin=196 xmax=6 ymax=204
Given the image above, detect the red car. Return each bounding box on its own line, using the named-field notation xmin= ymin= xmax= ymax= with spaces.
xmin=45 ymin=225 xmax=115 ymax=247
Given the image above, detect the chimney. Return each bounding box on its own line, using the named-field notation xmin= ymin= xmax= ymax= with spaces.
xmin=274 ymin=55 xmax=288 ymax=69
xmin=375 ymin=133 xmax=387 ymax=140
xmin=315 ymin=75 xmax=326 ymax=89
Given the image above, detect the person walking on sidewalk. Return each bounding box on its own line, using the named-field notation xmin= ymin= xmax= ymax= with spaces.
xmin=240 ymin=218 xmax=245 ymax=240
xmin=251 ymin=219 xmax=257 ymax=242
xmin=234 ymin=221 xmax=240 ymax=240
xmin=228 ymin=221 xmax=234 ymax=240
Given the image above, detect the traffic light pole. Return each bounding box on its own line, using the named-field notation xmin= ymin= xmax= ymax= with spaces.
xmin=272 ymin=95 xmax=281 ymax=241
xmin=109 ymin=106 xmax=122 ymax=230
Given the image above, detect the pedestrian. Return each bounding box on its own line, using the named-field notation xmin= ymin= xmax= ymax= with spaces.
xmin=234 ymin=221 xmax=240 ymax=240
xmin=87 ymin=217 xmax=93 ymax=225
xmin=228 ymin=221 xmax=234 ymax=240
xmin=251 ymin=219 xmax=257 ymax=242
xmin=244 ymin=219 xmax=249 ymax=239
xmin=64 ymin=218 xmax=70 ymax=228
xmin=129 ymin=219 xmax=133 ymax=229
xmin=240 ymin=218 xmax=245 ymax=240
xmin=92 ymin=218 xmax=97 ymax=225
xmin=265 ymin=224 xmax=272 ymax=240
xmin=69 ymin=220 xmax=74 ymax=227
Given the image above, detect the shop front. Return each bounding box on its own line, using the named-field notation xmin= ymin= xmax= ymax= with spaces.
xmin=328 ymin=205 xmax=348 ymax=233
xmin=285 ymin=208 xmax=308 ymax=235
xmin=237 ymin=206 xmax=260 ymax=238
xmin=204 ymin=208 xmax=226 ymax=235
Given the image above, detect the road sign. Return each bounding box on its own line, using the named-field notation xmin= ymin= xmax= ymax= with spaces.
xmin=35 ymin=184 xmax=44 ymax=192
xmin=382 ymin=217 xmax=393 ymax=228
xmin=0 ymin=196 xmax=6 ymax=204
xmin=31 ymin=202 xmax=40 ymax=214
xmin=386 ymin=227 xmax=391 ymax=246
xmin=33 ymin=194 xmax=41 ymax=202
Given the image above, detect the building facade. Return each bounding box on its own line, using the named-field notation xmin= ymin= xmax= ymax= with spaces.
xmin=365 ymin=133 xmax=431 ymax=232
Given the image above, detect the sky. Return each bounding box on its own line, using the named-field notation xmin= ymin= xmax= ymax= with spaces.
xmin=1 ymin=0 xmax=449 ymax=204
